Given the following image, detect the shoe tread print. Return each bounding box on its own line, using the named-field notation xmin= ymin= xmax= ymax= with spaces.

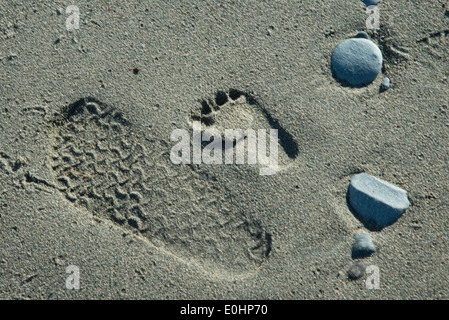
xmin=49 ymin=96 xmax=273 ymax=277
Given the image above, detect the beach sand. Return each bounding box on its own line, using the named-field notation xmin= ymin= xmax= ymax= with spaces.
xmin=0 ymin=0 xmax=448 ymax=299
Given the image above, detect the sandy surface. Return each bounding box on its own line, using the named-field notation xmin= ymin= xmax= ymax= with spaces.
xmin=0 ymin=0 xmax=448 ymax=299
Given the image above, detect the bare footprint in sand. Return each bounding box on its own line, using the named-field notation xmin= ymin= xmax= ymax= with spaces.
xmin=48 ymin=95 xmax=296 ymax=277
xmin=190 ymin=89 xmax=299 ymax=174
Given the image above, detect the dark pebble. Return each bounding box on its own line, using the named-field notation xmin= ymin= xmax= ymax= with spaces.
xmin=347 ymin=261 xmax=366 ymax=280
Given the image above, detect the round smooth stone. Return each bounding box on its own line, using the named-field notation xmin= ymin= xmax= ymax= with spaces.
xmin=347 ymin=261 xmax=366 ymax=280
xmin=331 ymin=38 xmax=383 ymax=86
xmin=354 ymin=31 xmax=369 ymax=39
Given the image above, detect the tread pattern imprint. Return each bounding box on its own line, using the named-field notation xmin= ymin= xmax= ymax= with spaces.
xmin=48 ymin=92 xmax=297 ymax=278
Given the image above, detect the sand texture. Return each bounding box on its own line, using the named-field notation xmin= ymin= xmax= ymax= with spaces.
xmin=0 ymin=0 xmax=448 ymax=299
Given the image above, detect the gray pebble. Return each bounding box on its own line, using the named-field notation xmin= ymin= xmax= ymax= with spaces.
xmin=363 ymin=0 xmax=380 ymax=6
xmin=352 ymin=232 xmax=376 ymax=258
xmin=380 ymin=77 xmax=390 ymax=92
xmin=354 ymin=31 xmax=369 ymax=39
xmin=348 ymin=173 xmax=410 ymax=230
xmin=347 ymin=261 xmax=366 ymax=280
xmin=331 ymin=38 xmax=383 ymax=86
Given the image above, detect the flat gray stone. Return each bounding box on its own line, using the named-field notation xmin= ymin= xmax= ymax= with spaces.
xmin=363 ymin=0 xmax=380 ymax=6
xmin=331 ymin=38 xmax=383 ymax=86
xmin=348 ymin=173 xmax=410 ymax=229
xmin=352 ymin=232 xmax=376 ymax=258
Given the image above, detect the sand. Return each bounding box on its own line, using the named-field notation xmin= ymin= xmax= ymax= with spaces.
xmin=0 ymin=0 xmax=448 ymax=299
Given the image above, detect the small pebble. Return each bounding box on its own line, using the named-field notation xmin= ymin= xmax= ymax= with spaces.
xmin=352 ymin=232 xmax=376 ymax=258
xmin=347 ymin=261 xmax=366 ymax=280
xmin=348 ymin=173 xmax=410 ymax=229
xmin=380 ymin=77 xmax=390 ymax=92
xmin=354 ymin=31 xmax=369 ymax=39
xmin=363 ymin=0 xmax=380 ymax=6
xmin=331 ymin=38 xmax=383 ymax=86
